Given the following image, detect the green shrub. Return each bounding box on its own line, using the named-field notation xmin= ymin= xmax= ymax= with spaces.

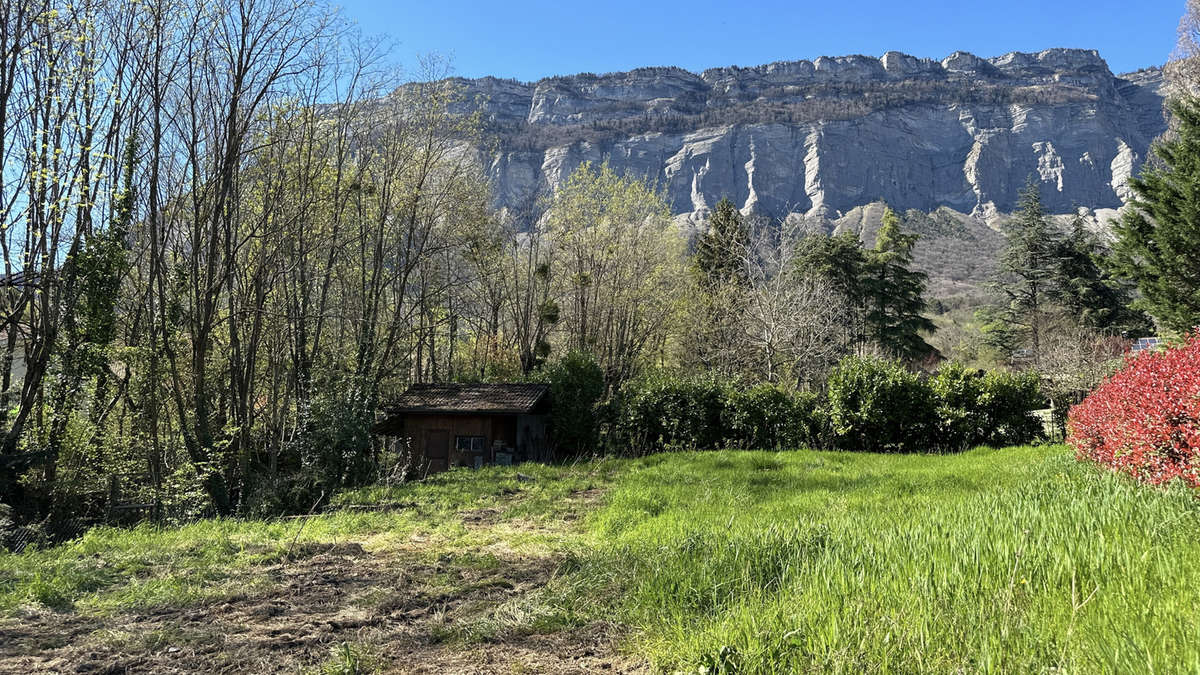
xmin=289 ymin=375 xmax=375 ymax=502
xmin=614 ymin=374 xmax=730 ymax=454
xmin=160 ymin=461 xmax=215 ymax=524
xmin=724 ymin=385 xmax=820 ymax=450
xmin=239 ymin=472 xmax=325 ymax=520
xmin=611 ymin=377 xmax=824 ymax=454
xmin=978 ymin=369 xmax=1044 ymax=446
xmin=928 ymin=362 xmax=990 ymax=451
xmin=825 ymin=357 xmax=1043 ymax=453
xmin=927 ymin=362 xmax=1044 ymax=451
xmin=826 ymin=357 xmax=934 ymax=452
xmin=541 ymin=351 xmax=606 ymax=456
xmin=601 ymin=359 xmax=1039 ymax=456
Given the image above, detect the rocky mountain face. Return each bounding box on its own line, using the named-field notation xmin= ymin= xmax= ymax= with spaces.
xmin=446 ymin=49 xmax=1165 ymax=233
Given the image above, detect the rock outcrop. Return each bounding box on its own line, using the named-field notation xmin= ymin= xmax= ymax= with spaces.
xmin=437 ymin=49 xmax=1164 ymax=231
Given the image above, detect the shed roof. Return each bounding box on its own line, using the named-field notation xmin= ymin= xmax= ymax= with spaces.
xmin=384 ymin=383 xmax=549 ymax=415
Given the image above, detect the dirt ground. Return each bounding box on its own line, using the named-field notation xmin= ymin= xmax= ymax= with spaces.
xmin=0 ymin=508 xmax=644 ymax=674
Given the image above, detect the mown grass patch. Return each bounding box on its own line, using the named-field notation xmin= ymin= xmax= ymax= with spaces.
xmin=0 ymin=459 xmax=622 ymax=616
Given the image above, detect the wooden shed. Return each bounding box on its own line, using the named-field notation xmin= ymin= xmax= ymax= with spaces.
xmin=373 ymin=383 xmax=551 ymax=473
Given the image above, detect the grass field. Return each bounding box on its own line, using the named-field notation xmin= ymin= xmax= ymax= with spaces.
xmin=2 ymin=445 xmax=1200 ymax=673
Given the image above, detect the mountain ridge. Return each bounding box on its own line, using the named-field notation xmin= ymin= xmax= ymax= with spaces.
xmin=431 ymin=48 xmax=1165 ymax=235
xmin=448 ymin=48 xmax=1154 ymax=91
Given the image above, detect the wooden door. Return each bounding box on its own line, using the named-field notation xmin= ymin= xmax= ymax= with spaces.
xmin=425 ymin=429 xmax=450 ymax=473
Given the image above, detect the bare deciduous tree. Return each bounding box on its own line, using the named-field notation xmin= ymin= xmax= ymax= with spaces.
xmin=737 ymin=221 xmax=855 ymax=387
xmin=684 ymin=218 xmax=856 ymax=388
xmin=545 ymin=162 xmax=687 ymax=387
xmin=1167 ymin=0 xmax=1200 ymax=99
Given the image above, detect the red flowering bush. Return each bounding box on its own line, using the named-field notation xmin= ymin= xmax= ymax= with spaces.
xmin=1067 ymin=333 xmax=1200 ymax=487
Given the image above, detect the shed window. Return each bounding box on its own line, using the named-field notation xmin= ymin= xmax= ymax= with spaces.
xmin=456 ymin=436 xmax=486 ymax=453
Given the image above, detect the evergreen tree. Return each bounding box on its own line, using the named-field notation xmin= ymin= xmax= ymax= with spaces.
xmin=865 ymin=208 xmax=936 ymax=360
xmin=1055 ymin=216 xmax=1152 ymax=335
xmin=689 ymin=198 xmax=752 ymax=374
xmin=694 ymin=198 xmax=750 ymax=287
xmin=986 ymin=178 xmax=1062 ymax=365
xmin=1111 ymin=97 xmax=1200 ymax=335
xmin=794 ymin=227 xmax=935 ymax=362
xmin=793 ymin=231 xmax=869 ymax=308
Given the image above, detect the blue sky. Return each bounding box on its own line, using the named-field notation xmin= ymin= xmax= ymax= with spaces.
xmin=335 ymin=0 xmax=1182 ymax=81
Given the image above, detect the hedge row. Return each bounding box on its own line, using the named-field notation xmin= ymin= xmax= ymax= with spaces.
xmin=597 ymin=357 xmax=1043 ymax=455
xmin=1068 ymin=334 xmax=1200 ymax=487
xmin=612 ymin=378 xmax=821 ymax=453
xmin=829 ymin=359 xmax=1043 ymax=453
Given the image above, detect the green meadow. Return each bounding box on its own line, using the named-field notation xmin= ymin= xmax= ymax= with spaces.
xmin=3 ymin=445 xmax=1199 ymax=673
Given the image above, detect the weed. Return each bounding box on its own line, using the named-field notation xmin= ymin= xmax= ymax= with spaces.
xmin=319 ymin=642 xmax=377 ymax=675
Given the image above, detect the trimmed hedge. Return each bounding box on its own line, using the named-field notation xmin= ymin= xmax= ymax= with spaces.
xmin=554 ymin=356 xmax=1044 ymax=456
xmin=613 ymin=374 xmax=729 ymax=453
xmin=975 ymin=369 xmax=1045 ymax=447
xmin=827 ymin=357 xmax=934 ymax=453
xmin=541 ymin=351 xmax=606 ymax=455
xmin=928 ymin=362 xmax=990 ymax=452
xmin=610 ymin=376 xmax=823 ymax=454
xmin=929 ymin=363 xmax=1044 ymax=451
xmin=1068 ymin=334 xmax=1200 ymax=487
xmin=724 ymin=385 xmax=821 ymax=451
xmin=824 ymin=358 xmax=1042 ymax=453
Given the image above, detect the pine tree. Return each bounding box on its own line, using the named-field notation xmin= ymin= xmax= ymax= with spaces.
xmin=695 ymin=198 xmax=749 ymax=287
xmin=986 ymin=178 xmax=1062 ymax=365
xmin=1111 ymin=97 xmax=1200 ymax=335
xmin=865 ymin=208 xmax=936 ymax=360
xmin=1055 ymin=216 xmax=1152 ymax=335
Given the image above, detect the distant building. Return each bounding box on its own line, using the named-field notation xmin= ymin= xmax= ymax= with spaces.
xmin=1010 ymin=348 xmax=1035 ymax=366
xmin=1130 ymin=336 xmax=1164 ymax=353
xmin=372 ymin=383 xmax=550 ymax=474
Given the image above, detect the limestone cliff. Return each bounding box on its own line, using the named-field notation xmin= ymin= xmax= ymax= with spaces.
xmin=437 ymin=49 xmax=1164 ymax=232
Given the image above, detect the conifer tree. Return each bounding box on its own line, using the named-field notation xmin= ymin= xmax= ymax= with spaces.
xmin=794 ymin=231 xmax=870 ymax=350
xmin=865 ymin=208 xmax=936 ymax=360
xmin=695 ymin=198 xmax=750 ymax=287
xmin=794 ymin=231 xmax=869 ymax=305
xmin=793 ymin=221 xmax=934 ymax=362
xmin=985 ymin=178 xmax=1062 ymax=365
xmin=688 ymin=198 xmax=750 ymax=374
xmin=1111 ymin=97 xmax=1200 ymax=335
xmin=1055 ymin=216 xmax=1151 ymax=335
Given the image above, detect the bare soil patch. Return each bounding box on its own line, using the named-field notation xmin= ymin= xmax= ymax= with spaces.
xmin=458 ymin=507 xmax=503 ymax=526
xmin=394 ymin=623 xmax=644 ymax=674
xmin=0 ymin=536 xmax=639 ymax=674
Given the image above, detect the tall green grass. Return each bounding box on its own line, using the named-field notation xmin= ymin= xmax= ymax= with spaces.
xmin=569 ymin=446 xmax=1200 ymax=673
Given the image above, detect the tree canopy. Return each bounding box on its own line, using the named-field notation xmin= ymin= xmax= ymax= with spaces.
xmin=864 ymin=208 xmax=936 ymax=361
xmin=1111 ymin=97 xmax=1200 ymax=336
xmin=694 ymin=198 xmax=750 ymax=288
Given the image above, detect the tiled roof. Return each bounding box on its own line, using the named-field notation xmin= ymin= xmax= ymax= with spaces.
xmin=384 ymin=383 xmax=549 ymax=415
xmin=0 ymin=270 xmax=43 ymax=288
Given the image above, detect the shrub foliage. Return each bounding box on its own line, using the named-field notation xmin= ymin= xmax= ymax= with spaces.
xmin=541 ymin=351 xmax=606 ymax=455
xmin=976 ymin=369 xmax=1045 ymax=447
xmin=1068 ymin=334 xmax=1200 ymax=487
xmin=724 ymin=385 xmax=820 ymax=451
xmin=605 ymin=356 xmax=1043 ymax=455
xmin=613 ymin=374 xmax=729 ymax=453
xmin=827 ymin=357 xmax=934 ymax=452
